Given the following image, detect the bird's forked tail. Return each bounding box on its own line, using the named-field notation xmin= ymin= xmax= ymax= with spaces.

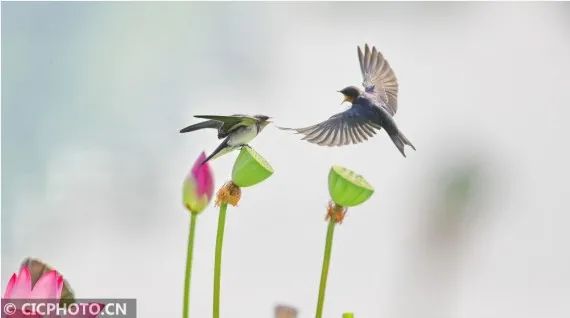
xmin=201 ymin=138 xmax=240 ymax=165
xmin=389 ymin=130 xmax=416 ymax=158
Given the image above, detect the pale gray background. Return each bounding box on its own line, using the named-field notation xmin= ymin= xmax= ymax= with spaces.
xmin=2 ymin=2 xmax=570 ymax=317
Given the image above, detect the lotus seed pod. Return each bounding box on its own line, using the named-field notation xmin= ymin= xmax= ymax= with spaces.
xmin=328 ymin=165 xmax=374 ymax=207
xmin=231 ymin=147 xmax=273 ymax=187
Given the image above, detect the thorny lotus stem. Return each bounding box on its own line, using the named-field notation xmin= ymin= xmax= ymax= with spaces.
xmin=316 ymin=202 xmax=348 ymax=318
xmin=213 ymin=202 xmax=228 ymax=318
xmin=316 ymin=218 xmax=336 ymax=318
xmin=213 ymin=182 xmax=240 ymax=318
xmin=183 ymin=213 xmax=198 ymax=318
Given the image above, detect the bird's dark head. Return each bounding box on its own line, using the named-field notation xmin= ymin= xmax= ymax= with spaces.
xmin=338 ymin=86 xmax=362 ymax=104
xmin=254 ymin=115 xmax=272 ymax=129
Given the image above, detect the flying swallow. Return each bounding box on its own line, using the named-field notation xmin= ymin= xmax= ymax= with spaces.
xmin=180 ymin=114 xmax=271 ymax=164
xmin=280 ymin=44 xmax=415 ymax=157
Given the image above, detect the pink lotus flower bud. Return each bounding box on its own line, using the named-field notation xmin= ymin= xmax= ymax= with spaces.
xmin=3 ymin=260 xmax=105 ymax=318
xmin=3 ymin=266 xmax=64 ymax=299
xmin=183 ymin=152 xmax=214 ymax=214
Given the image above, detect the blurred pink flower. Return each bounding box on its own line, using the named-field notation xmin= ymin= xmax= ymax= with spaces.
xmin=183 ymin=152 xmax=214 ymax=214
xmin=3 ymin=266 xmax=63 ymax=299
xmin=3 ymin=264 xmax=104 ymax=318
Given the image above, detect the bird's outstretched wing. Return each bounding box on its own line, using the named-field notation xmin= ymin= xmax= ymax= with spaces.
xmin=279 ymin=106 xmax=381 ymax=147
xmin=180 ymin=120 xmax=222 ymax=133
xmin=358 ymin=44 xmax=398 ymax=116
xmin=194 ymin=115 xmax=257 ymax=138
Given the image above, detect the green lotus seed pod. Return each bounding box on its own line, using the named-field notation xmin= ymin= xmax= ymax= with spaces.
xmin=231 ymin=147 xmax=274 ymax=187
xmin=328 ymin=165 xmax=374 ymax=207
xmin=342 ymin=313 xmax=355 ymax=318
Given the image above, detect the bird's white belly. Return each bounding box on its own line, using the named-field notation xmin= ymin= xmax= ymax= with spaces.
xmin=228 ymin=126 xmax=257 ymax=146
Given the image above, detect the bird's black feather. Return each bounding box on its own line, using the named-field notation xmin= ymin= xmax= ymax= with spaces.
xmin=180 ymin=120 xmax=221 ymax=133
xmin=202 ymin=138 xmax=229 ymax=165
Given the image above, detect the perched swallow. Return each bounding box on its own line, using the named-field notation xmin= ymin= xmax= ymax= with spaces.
xmin=280 ymin=44 xmax=415 ymax=157
xmin=180 ymin=114 xmax=271 ymax=164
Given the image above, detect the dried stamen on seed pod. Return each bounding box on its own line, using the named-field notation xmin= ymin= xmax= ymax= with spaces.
xmin=215 ymin=181 xmax=242 ymax=207
xmin=326 ymin=201 xmax=348 ymax=224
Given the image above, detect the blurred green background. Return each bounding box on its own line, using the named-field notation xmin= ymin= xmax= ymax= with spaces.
xmin=2 ymin=2 xmax=569 ymax=317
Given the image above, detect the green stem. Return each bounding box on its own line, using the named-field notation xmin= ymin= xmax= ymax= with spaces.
xmin=316 ymin=219 xmax=336 ymax=318
xmin=183 ymin=213 xmax=198 ymax=318
xmin=213 ymin=203 xmax=228 ymax=318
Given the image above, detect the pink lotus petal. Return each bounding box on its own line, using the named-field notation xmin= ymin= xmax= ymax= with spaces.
xmin=5 ymin=310 xmax=32 ymax=318
xmin=30 ymin=270 xmax=60 ymax=299
xmin=3 ymin=273 xmax=17 ymax=298
xmin=10 ymin=266 xmax=33 ymax=298
xmin=192 ymin=152 xmax=214 ymax=198
xmin=55 ymin=274 xmax=64 ymax=300
xmin=183 ymin=151 xmax=214 ymax=214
